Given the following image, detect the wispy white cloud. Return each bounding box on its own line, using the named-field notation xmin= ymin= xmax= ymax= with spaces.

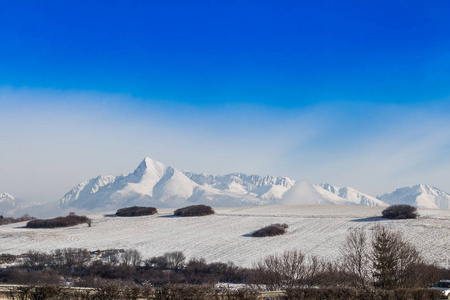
xmin=1 ymin=87 xmax=449 ymax=203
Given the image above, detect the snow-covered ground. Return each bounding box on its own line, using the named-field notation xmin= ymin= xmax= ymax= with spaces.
xmin=0 ymin=205 xmax=449 ymax=268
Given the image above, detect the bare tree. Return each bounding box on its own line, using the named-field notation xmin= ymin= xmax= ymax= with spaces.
xmin=121 ymin=249 xmax=142 ymax=267
xmin=341 ymin=227 xmax=371 ymax=289
xmin=164 ymin=251 xmax=186 ymax=271
xmin=22 ymin=250 xmax=50 ymax=271
xmin=51 ymin=248 xmax=91 ymax=269
xmin=253 ymin=250 xmax=307 ymax=290
xmin=103 ymin=250 xmax=121 ymax=266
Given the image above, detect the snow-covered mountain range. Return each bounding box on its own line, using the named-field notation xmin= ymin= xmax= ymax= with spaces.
xmin=379 ymin=184 xmax=450 ymax=209
xmin=0 ymin=193 xmax=16 ymax=213
xmin=0 ymin=193 xmax=45 ymax=217
xmin=56 ymin=157 xmax=450 ymax=212
xmin=315 ymin=183 xmax=388 ymax=206
xmin=58 ymin=157 xmax=296 ymax=211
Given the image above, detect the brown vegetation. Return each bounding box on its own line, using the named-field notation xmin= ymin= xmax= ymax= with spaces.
xmin=174 ymin=205 xmax=215 ymax=217
xmin=252 ymin=223 xmax=288 ymax=237
xmin=382 ymin=204 xmax=418 ymax=219
xmin=0 ymin=214 xmax=35 ymax=226
xmin=26 ymin=214 xmax=91 ymax=228
xmin=115 ymin=206 xmax=158 ymax=217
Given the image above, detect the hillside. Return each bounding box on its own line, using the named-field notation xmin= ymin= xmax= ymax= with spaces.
xmin=379 ymin=184 xmax=450 ymax=209
xmin=1 ymin=205 xmax=449 ymax=268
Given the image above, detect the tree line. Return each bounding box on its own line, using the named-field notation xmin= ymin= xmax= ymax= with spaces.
xmin=0 ymin=226 xmax=448 ymax=294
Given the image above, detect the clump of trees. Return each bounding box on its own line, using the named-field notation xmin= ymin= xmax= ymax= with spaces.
xmin=382 ymin=204 xmax=418 ymax=219
xmin=7 ymin=283 xmax=261 ymax=300
xmin=174 ymin=205 xmax=215 ymax=217
xmin=284 ymin=287 xmax=441 ymax=299
xmin=341 ymin=226 xmax=426 ymax=290
xmin=1 ymin=226 xmax=449 ymax=299
xmin=252 ymin=223 xmax=288 ymax=237
xmin=26 ymin=214 xmax=91 ymax=228
xmin=116 ymin=206 xmax=158 ymax=217
xmin=252 ymin=226 xmax=440 ymax=292
xmin=0 ymin=214 xmax=35 ymax=226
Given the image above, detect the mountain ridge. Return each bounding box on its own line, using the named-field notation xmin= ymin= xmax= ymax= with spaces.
xmin=379 ymin=184 xmax=450 ymax=209
xmin=56 ymin=157 xmax=450 ymax=212
xmin=58 ymin=157 xmax=296 ymax=211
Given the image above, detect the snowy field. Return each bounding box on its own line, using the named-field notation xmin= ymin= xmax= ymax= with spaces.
xmin=1 ymin=205 xmax=449 ymax=268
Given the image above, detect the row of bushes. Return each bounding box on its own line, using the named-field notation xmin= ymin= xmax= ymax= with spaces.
xmin=5 ymin=284 xmax=443 ymax=300
xmin=7 ymin=283 xmax=261 ymax=300
xmin=26 ymin=214 xmax=91 ymax=228
xmin=2 ymin=249 xmax=248 ymax=286
xmin=0 ymin=214 xmax=35 ymax=226
xmin=21 ymin=204 xmax=417 ymax=230
xmin=115 ymin=205 xmax=215 ymax=217
xmin=284 ymin=287 xmax=441 ymax=300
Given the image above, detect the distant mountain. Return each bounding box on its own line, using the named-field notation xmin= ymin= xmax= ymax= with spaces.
xmin=379 ymin=184 xmax=450 ymax=209
xmin=56 ymin=157 xmax=450 ymax=212
xmin=0 ymin=193 xmax=45 ymax=217
xmin=58 ymin=157 xmax=296 ymax=211
xmin=315 ymin=183 xmax=389 ymax=207
xmin=0 ymin=193 xmax=16 ymax=213
xmin=281 ymin=182 xmax=389 ymax=206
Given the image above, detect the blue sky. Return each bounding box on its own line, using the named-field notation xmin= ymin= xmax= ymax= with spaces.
xmin=1 ymin=1 xmax=450 ymax=202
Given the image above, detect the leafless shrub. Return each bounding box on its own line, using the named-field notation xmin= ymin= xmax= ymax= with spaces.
xmin=0 ymin=214 xmax=35 ymax=226
xmin=52 ymin=248 xmax=92 ymax=269
xmin=252 ymin=224 xmax=288 ymax=237
xmin=340 ymin=227 xmax=371 ymax=289
xmin=154 ymin=284 xmax=215 ymax=300
xmin=22 ymin=250 xmax=52 ymax=271
xmin=253 ymin=250 xmax=307 ymax=290
xmin=120 ymin=249 xmax=142 ymax=267
xmin=116 ymin=206 xmax=158 ymax=217
xmin=174 ymin=205 xmax=215 ymax=217
xmin=93 ymin=280 xmax=124 ymax=300
xmin=284 ymin=287 xmax=441 ymax=300
xmin=382 ymin=204 xmax=418 ymax=219
xmin=163 ymin=251 xmax=186 ymax=271
xmin=220 ymin=287 xmax=260 ymax=300
xmin=101 ymin=250 xmax=121 ymax=266
xmin=10 ymin=268 xmax=63 ymax=286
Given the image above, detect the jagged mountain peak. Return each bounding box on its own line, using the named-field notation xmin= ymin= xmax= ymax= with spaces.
xmin=134 ymin=157 xmax=167 ymax=176
xmin=379 ymin=184 xmax=450 ymax=209
xmin=0 ymin=192 xmax=14 ymax=200
xmin=318 ymin=183 xmax=340 ymax=194
xmin=55 ymin=158 xmax=450 ymax=212
xmin=315 ymin=183 xmax=388 ymax=207
xmin=57 ymin=157 xmax=296 ymax=211
xmin=0 ymin=193 xmax=15 ymax=204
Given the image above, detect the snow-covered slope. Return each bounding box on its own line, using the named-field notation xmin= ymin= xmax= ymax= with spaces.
xmin=379 ymin=184 xmax=450 ymax=209
xmin=316 ymin=183 xmax=388 ymax=207
xmin=1 ymin=205 xmax=449 ymax=267
xmin=58 ymin=158 xmax=296 ymax=211
xmin=281 ymin=182 xmax=388 ymax=206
